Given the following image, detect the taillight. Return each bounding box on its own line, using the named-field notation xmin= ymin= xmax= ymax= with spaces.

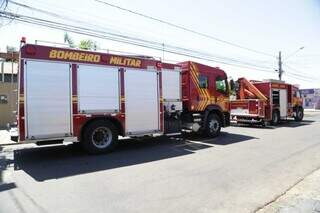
xmin=21 ymin=36 xmax=26 ymax=43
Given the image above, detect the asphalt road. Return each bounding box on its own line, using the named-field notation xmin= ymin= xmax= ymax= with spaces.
xmin=1 ymin=112 xmax=320 ymax=213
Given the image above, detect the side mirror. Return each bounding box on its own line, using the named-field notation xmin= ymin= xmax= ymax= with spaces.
xmin=229 ymin=79 xmax=235 ymax=91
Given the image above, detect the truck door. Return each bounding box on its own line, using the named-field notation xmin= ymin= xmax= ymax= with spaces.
xmin=25 ymin=60 xmax=72 ymax=140
xmin=124 ymin=68 xmax=160 ymax=135
xmin=214 ymin=75 xmax=229 ymax=111
xmin=77 ymin=65 xmax=119 ymax=114
xmin=279 ymin=89 xmax=288 ymax=117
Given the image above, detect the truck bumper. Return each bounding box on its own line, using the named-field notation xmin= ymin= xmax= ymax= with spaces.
xmin=223 ymin=112 xmax=230 ymax=127
xmin=9 ymin=127 xmax=18 ymax=142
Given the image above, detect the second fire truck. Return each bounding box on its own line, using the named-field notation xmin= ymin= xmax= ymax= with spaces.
xmin=230 ymin=77 xmax=304 ymax=126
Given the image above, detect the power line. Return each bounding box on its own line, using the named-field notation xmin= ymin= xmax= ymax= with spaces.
xmin=0 ymin=10 xmax=276 ymax=74
xmin=11 ymin=1 xmax=275 ymax=70
xmin=291 ymin=54 xmax=320 ymax=58
xmin=1 ymin=4 xmax=275 ymax=71
xmin=6 ymin=1 xmax=317 ymax=84
xmin=7 ymin=1 xmax=272 ymax=69
xmin=9 ymin=0 xmax=168 ymax=44
xmin=0 ymin=0 xmax=5 ymax=9
xmin=283 ymin=63 xmax=312 ymax=78
xmin=0 ymin=0 xmax=15 ymax=28
xmin=282 ymin=61 xmax=316 ymax=83
xmin=285 ymin=73 xmax=316 ymax=83
xmin=0 ymin=0 xmax=8 ymax=27
xmin=3 ymin=3 xmax=316 ymax=84
xmin=34 ymin=39 xmax=162 ymax=59
xmin=4 ymin=9 xmax=315 ymax=84
xmin=0 ymin=0 xmax=8 ymax=10
xmin=283 ymin=63 xmax=319 ymax=80
xmin=94 ymin=0 xmax=276 ymax=58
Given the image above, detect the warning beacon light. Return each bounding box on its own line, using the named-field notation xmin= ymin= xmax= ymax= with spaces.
xmin=21 ymin=37 xmax=26 ymax=44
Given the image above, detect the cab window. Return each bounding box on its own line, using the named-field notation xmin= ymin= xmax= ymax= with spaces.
xmin=293 ymin=90 xmax=301 ymax=98
xmin=215 ymin=76 xmax=227 ymax=93
xmin=199 ymin=75 xmax=208 ymax=89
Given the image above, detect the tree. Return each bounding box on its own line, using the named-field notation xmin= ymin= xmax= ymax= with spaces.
xmin=63 ymin=32 xmax=98 ymax=50
xmin=79 ymin=39 xmax=98 ymax=51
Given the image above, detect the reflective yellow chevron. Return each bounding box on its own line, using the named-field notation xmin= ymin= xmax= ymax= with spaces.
xmin=190 ymin=62 xmax=212 ymax=111
xmin=189 ymin=63 xmax=204 ymax=111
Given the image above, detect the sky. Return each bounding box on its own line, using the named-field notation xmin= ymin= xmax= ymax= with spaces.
xmin=0 ymin=0 xmax=319 ymax=88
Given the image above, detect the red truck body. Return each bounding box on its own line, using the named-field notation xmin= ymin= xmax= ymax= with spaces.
xmin=11 ymin=43 xmax=230 ymax=153
xmin=180 ymin=61 xmax=230 ymax=114
xmin=230 ymin=78 xmax=304 ymax=125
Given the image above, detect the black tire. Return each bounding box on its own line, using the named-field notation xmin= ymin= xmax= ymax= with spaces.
xmin=205 ymin=113 xmax=222 ymax=137
xmin=82 ymin=120 xmax=118 ymax=154
xmin=294 ymin=107 xmax=304 ymax=121
xmin=271 ymin=110 xmax=280 ymax=126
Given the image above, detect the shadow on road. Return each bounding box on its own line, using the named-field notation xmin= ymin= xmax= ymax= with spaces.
xmin=0 ymin=153 xmax=16 ymax=192
xmin=0 ymin=182 xmax=17 ymax=192
xmin=277 ymin=119 xmax=315 ymax=128
xmin=183 ymin=132 xmax=258 ymax=145
xmin=11 ymin=132 xmax=256 ymax=182
xmin=232 ymin=119 xmax=315 ymax=129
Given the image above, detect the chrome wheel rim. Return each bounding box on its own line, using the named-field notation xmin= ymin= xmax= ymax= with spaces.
xmin=92 ymin=127 xmax=112 ymax=149
xmin=209 ymin=118 xmax=219 ymax=133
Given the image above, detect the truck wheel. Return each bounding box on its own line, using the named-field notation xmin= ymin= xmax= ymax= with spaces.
xmin=271 ymin=110 xmax=280 ymax=125
xmin=294 ymin=107 xmax=304 ymax=121
xmin=205 ymin=113 xmax=221 ymax=137
xmin=82 ymin=120 xmax=118 ymax=154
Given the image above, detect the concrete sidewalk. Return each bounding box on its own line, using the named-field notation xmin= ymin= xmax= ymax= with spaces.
xmin=0 ymin=130 xmax=10 ymax=144
xmin=257 ymin=168 xmax=320 ymax=213
xmin=304 ymin=110 xmax=320 ymax=113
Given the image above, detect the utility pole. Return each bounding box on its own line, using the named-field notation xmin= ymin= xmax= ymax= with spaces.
xmin=278 ymin=51 xmax=283 ymax=80
xmin=277 ymin=47 xmax=304 ymax=81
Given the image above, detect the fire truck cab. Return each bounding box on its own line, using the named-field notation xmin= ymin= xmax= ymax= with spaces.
xmin=11 ymin=42 xmax=230 ymax=153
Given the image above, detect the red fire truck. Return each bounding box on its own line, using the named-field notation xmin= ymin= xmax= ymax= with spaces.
xmin=10 ymin=39 xmax=230 ymax=153
xmin=230 ymin=78 xmax=304 ymax=126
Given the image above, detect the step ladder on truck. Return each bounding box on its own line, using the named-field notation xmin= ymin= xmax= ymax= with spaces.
xmin=8 ymin=37 xmax=231 ymax=153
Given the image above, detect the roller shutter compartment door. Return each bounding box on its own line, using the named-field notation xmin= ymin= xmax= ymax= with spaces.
xmin=124 ymin=69 xmax=159 ymax=134
xmin=25 ymin=61 xmax=71 ymax=139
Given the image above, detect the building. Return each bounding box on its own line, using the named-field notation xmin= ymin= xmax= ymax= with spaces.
xmin=300 ymin=88 xmax=320 ymax=110
xmin=0 ymin=52 xmax=18 ymax=128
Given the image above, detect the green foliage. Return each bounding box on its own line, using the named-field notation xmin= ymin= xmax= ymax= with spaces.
xmin=63 ymin=32 xmax=98 ymax=50
xmin=79 ymin=39 xmax=98 ymax=50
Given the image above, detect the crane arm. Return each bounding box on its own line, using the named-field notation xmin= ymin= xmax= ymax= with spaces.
xmin=237 ymin=77 xmax=268 ymax=101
